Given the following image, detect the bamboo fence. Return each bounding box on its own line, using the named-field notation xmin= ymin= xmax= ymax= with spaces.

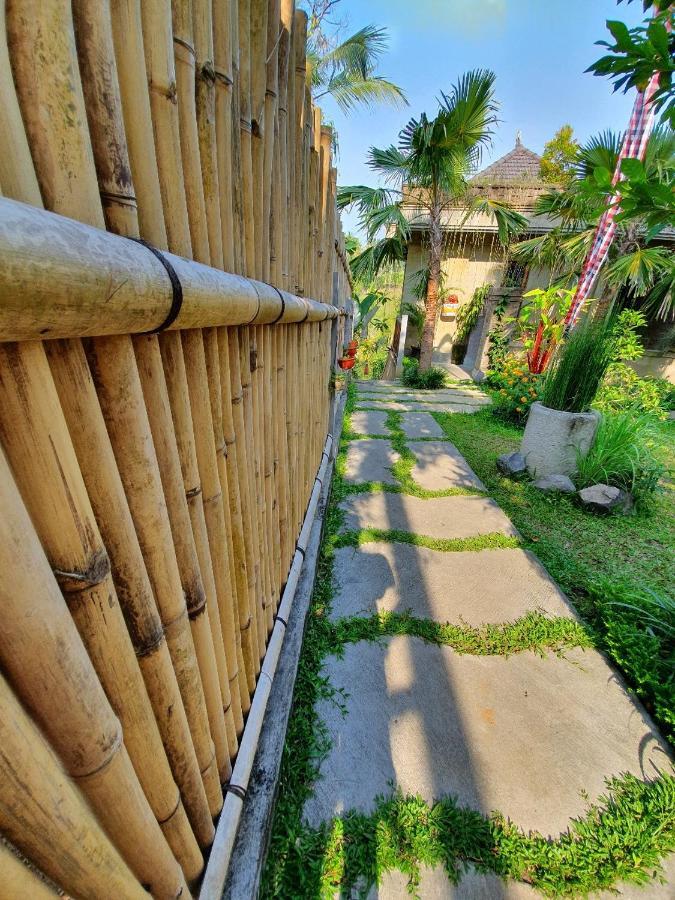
xmin=0 ymin=1 xmax=351 ymax=896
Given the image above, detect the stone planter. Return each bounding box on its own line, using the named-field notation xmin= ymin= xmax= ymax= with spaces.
xmin=520 ymin=402 xmax=600 ymax=478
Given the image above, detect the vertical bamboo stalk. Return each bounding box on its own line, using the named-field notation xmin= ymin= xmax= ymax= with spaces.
xmin=159 ymin=331 xmax=246 ymax=732
xmin=250 ymin=0 xmax=268 ymax=280
xmin=276 ymin=0 xmax=293 ymax=290
xmin=263 ymin=0 xmax=281 ymax=282
xmin=274 ymin=325 xmax=292 ymax=580
xmin=292 ymin=10 xmax=307 ymax=295
xmin=230 ymin=0 xmax=244 ymax=274
xmin=141 ymin=0 xmax=193 ymax=256
xmin=238 ymin=0 xmax=256 ymax=276
xmin=193 ymin=0 xmax=224 ymax=270
xmin=254 ymin=325 xmax=276 ymax=634
xmin=177 ymin=330 xmax=251 ymax=714
xmin=286 ymin=7 xmax=297 ymax=289
xmin=87 ymin=336 xmax=223 ymax=821
xmin=263 ymin=325 xmax=282 ymax=602
xmin=204 ymin=327 xmax=259 ymax=691
xmin=0 ymin=671 xmax=147 ymax=900
xmin=213 ymin=0 xmax=235 ymax=271
xmin=133 ymin=335 xmax=233 ymax=779
xmin=319 ymin=124 xmax=331 ymax=301
xmin=44 ymin=339 xmax=205 ymax=879
xmin=110 ymin=0 xmax=169 ymax=248
xmin=0 ymin=432 xmax=187 ymax=898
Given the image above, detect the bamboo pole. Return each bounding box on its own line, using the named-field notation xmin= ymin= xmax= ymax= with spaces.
xmin=254 ymin=325 xmax=276 ymax=635
xmin=0 ymin=671 xmax=147 ymax=900
xmin=292 ymin=10 xmax=307 ymax=295
xmin=193 ymin=0 xmax=224 ymax=270
xmin=319 ymin=125 xmax=332 ymax=301
xmin=134 ymin=334 xmax=233 ymax=779
xmin=141 ymin=0 xmax=193 ymax=256
xmin=276 ymin=0 xmax=293 ymax=290
xmin=110 ymin=0 xmax=169 ymax=248
xmin=213 ymin=0 xmax=235 ymax=271
xmin=0 ymin=435 xmax=187 ymax=898
xmin=229 ymin=0 xmax=244 ymax=274
xmin=87 ymin=335 xmax=223 ymax=821
xmin=155 ymin=330 xmax=241 ymax=752
xmin=274 ymin=325 xmax=292 ymax=580
xmin=0 ymin=841 xmax=58 ymax=900
xmin=45 ymin=338 xmax=205 ymax=880
xmin=238 ymin=0 xmax=256 ymax=276
xmin=263 ymin=0 xmax=281 ymax=282
xmin=250 ymin=0 xmax=268 ymax=280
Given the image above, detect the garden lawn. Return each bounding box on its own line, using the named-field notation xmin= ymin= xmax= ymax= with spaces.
xmin=433 ymin=408 xmax=675 ymax=746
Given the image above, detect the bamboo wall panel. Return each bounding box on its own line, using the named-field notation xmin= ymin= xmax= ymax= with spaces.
xmin=0 ymin=0 xmax=353 ymax=895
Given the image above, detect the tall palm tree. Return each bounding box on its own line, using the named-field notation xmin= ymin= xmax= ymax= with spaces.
xmin=511 ymin=126 xmax=675 ymax=319
xmin=338 ymin=70 xmax=527 ymax=370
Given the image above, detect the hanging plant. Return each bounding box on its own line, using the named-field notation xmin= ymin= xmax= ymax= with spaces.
xmin=337 ymin=357 xmax=356 ymax=370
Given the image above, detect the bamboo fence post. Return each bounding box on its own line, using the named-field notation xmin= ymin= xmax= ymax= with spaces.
xmin=229 ymin=0 xmax=244 ymax=274
xmin=274 ymin=325 xmax=292 ymax=580
xmin=250 ymin=0 xmax=268 ymax=280
xmin=276 ymin=0 xmax=293 ymax=290
xmin=286 ymin=5 xmax=297 ymax=289
xmin=44 ymin=339 xmax=205 ymax=881
xmin=221 ymin=328 xmax=264 ymax=668
xmin=255 ymin=325 xmax=277 ymax=632
xmin=238 ymin=0 xmax=256 ymax=276
xmin=133 ymin=335 xmax=233 ymax=779
xmin=319 ymin=125 xmax=332 ymax=300
xmin=87 ymin=336 xmax=222 ymax=822
xmin=141 ymin=0 xmax=193 ymax=257
xmin=213 ymin=0 xmax=235 ymax=271
xmin=0 ymin=841 xmax=58 ymax=900
xmin=0 ymin=436 xmax=187 ymax=898
xmin=110 ymin=0 xmax=169 ymax=248
xmin=0 ymin=671 xmax=147 ymax=900
xmin=178 ymin=330 xmax=254 ymax=709
xmin=264 ymin=325 xmax=283 ymax=599
xmin=193 ymin=0 xmax=224 ymax=270
xmin=292 ymin=10 xmax=307 ymax=295
xmin=204 ymin=327 xmax=260 ymax=691
xmin=263 ymin=0 xmax=281 ymax=282
xmin=172 ymin=0 xmax=211 ymax=264
xmin=154 ymin=331 xmax=242 ymax=749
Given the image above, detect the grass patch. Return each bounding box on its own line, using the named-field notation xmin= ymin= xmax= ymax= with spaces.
xmin=332 ymin=609 xmax=593 ymax=657
xmin=433 ymin=408 xmax=675 ymax=746
xmin=335 ymin=527 xmax=520 ymax=553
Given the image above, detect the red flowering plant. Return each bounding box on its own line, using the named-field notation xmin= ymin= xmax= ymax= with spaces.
xmin=514 ymin=286 xmax=575 ymax=374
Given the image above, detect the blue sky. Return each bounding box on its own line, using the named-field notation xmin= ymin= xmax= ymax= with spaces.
xmin=317 ymin=0 xmax=646 ymax=236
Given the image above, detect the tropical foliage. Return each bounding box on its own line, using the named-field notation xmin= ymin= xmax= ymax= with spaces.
xmin=489 ymin=356 xmax=543 ymax=424
xmin=338 ymin=70 xmax=527 ymax=370
xmin=510 ymin=286 xmax=575 ymax=374
xmin=540 ymin=124 xmax=580 ymax=185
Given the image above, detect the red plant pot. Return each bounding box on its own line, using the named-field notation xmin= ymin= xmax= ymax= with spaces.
xmin=337 ymin=357 xmax=356 ymax=370
xmin=347 ymin=339 xmax=358 ymax=350
xmin=344 ymin=347 xmax=356 ymax=358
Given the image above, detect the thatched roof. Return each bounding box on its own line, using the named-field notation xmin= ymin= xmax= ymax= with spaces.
xmin=472 ymin=134 xmax=543 ymax=186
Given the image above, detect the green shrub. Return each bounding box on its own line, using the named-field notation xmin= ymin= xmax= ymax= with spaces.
xmin=596 ymin=363 xmax=673 ymax=419
xmin=487 ymin=356 xmax=542 ymax=424
xmin=541 ymin=313 xmax=615 ymax=412
xmin=575 ymin=411 xmax=665 ymax=506
xmin=401 ymin=358 xmax=447 ymax=389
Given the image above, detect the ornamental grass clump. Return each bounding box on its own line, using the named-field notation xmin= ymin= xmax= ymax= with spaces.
xmin=541 ymin=313 xmax=615 ymax=413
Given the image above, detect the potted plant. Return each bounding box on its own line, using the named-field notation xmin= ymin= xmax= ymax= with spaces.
xmin=337 ymin=356 xmax=356 ymax=370
xmin=347 ymin=338 xmax=358 ymax=351
xmin=344 ymin=344 xmax=357 ymax=359
xmin=520 ymin=313 xmax=614 ymax=477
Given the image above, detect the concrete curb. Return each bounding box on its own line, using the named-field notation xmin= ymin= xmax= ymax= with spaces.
xmin=223 ymin=391 xmax=346 ymax=899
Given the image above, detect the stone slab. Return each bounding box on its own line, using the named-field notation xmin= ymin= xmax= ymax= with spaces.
xmin=331 ymin=544 xmax=575 ymax=624
xmin=303 ymin=638 xmax=671 ymax=836
xmin=357 ymin=402 xmax=483 ymax=415
xmin=409 ymin=441 xmax=486 ymax=491
xmin=399 ymin=412 xmax=444 ymax=439
xmin=357 ymin=390 xmax=490 ymax=405
xmin=351 ymin=409 xmax=390 ymax=436
xmin=340 ymin=493 xmax=518 ymax=540
xmin=344 ymin=440 xmax=400 ymax=485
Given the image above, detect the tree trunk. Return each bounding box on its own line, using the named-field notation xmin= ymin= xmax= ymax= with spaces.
xmin=419 ymin=205 xmax=442 ymax=371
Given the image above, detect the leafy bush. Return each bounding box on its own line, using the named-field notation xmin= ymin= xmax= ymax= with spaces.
xmin=610 ymin=309 xmax=647 ymax=361
xmin=401 ymin=358 xmax=447 ymax=389
xmin=487 ymin=356 xmax=542 ymax=424
xmin=541 ymin=312 xmax=615 ymax=412
xmin=575 ymin=411 xmax=665 ymax=506
xmin=596 ymin=362 xmax=673 ymax=419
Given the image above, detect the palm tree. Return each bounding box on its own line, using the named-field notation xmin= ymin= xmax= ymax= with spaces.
xmin=511 ymin=127 xmax=675 ymax=319
xmin=338 ymin=70 xmax=527 ymax=370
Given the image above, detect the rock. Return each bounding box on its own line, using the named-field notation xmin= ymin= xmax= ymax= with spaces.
xmin=532 ymin=474 xmax=576 ymax=494
xmin=578 ymin=483 xmax=634 ymax=514
xmin=497 ymin=451 xmax=527 ymax=477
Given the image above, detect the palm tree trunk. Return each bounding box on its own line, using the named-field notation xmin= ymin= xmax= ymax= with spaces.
xmin=419 ymin=204 xmax=442 ymax=371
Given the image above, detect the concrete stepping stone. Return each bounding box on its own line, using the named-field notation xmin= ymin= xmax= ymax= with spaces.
xmin=331 ymin=544 xmax=574 ymax=624
xmin=303 ymin=637 xmax=671 ymax=836
xmin=365 ymin=866 xmax=538 ymax=899
xmin=357 ymin=402 xmax=483 ymax=415
xmin=358 ymin=390 xmax=490 ymax=405
xmin=351 ymin=409 xmax=389 ymax=436
xmin=399 ymin=412 xmax=444 ymax=439
xmin=340 ymin=494 xmax=516 ymax=540
xmin=408 ymin=441 xmax=485 ymax=491
xmin=344 ymin=440 xmax=400 ymax=485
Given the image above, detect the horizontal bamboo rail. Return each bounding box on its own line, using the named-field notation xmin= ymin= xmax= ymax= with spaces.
xmin=0 ymin=0 xmax=351 ymax=894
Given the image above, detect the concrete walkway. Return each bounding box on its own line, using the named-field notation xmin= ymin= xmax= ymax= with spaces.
xmin=301 ymin=381 xmax=674 ymax=898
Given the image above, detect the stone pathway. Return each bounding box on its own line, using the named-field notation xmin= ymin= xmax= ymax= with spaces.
xmin=301 ymin=381 xmax=674 ymax=897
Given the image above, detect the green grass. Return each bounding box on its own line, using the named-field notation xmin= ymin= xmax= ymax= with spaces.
xmin=433 ymin=408 xmax=675 ymax=746
xmin=335 ymin=527 xmax=520 ymax=553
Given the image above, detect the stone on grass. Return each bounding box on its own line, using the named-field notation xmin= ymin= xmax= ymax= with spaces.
xmin=578 ymin=483 xmax=634 ymax=515
xmin=532 ymin=474 xmax=576 ymax=494
xmin=497 ymin=451 xmax=527 ymax=477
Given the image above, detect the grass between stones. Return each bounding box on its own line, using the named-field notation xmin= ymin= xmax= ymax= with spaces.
xmin=262 ymin=385 xmax=674 ymax=898
xmin=335 ymin=527 xmax=519 ymax=553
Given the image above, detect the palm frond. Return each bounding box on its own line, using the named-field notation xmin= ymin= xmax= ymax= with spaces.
xmin=320 ymin=25 xmax=390 ymax=77
xmin=605 ymin=245 xmax=673 ymax=295
xmin=349 ymin=235 xmax=407 ymax=282
xmin=367 ymin=145 xmax=410 ymax=183
xmin=464 ymin=197 xmax=528 ymax=245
